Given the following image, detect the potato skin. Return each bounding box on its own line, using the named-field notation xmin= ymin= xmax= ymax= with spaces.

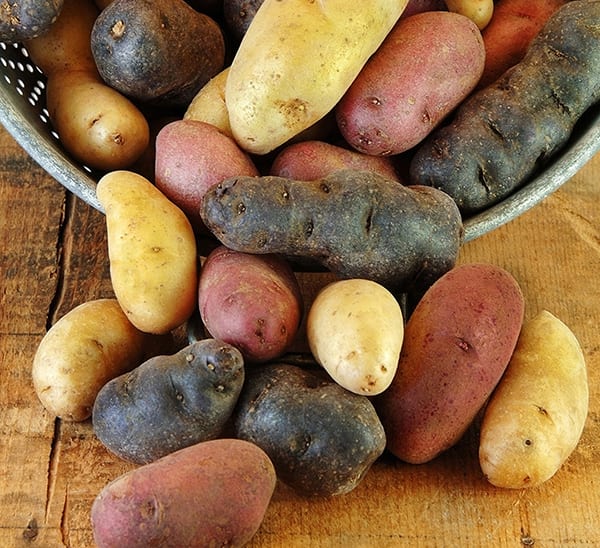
xmin=97 ymin=171 xmax=198 ymax=334
xmin=270 ymin=140 xmax=401 ymax=182
xmin=479 ymin=310 xmax=588 ymax=488
xmin=375 ymin=263 xmax=525 ymax=464
xmin=93 ymin=339 xmax=245 ymax=464
xmin=478 ymin=0 xmax=568 ymax=88
xmin=233 ymin=363 xmax=386 ymax=496
xmin=409 ymin=0 xmax=600 ymax=213
xmin=198 ymin=246 xmax=303 ymax=363
xmin=200 ymin=170 xmax=463 ymax=293
xmin=155 ymin=119 xmax=259 ymax=232
xmin=223 ymin=0 xmax=264 ymax=42
xmin=336 ymin=11 xmax=485 ymax=155
xmin=91 ymin=438 xmax=276 ymax=548
xmin=225 ymin=0 xmax=409 ymax=154
xmin=32 ymin=299 xmax=147 ymax=422
xmin=307 ymin=279 xmax=404 ymax=395
xmin=91 ymin=0 xmax=225 ymax=107
xmin=0 ymin=0 xmax=64 ymax=41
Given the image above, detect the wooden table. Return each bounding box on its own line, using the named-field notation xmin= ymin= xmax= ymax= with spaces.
xmin=1 ymin=121 xmax=599 ymax=547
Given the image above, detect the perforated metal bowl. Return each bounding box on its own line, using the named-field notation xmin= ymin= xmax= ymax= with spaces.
xmin=1 ymin=40 xmax=600 ymax=242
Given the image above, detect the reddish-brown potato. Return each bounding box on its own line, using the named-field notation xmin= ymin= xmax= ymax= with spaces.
xmin=155 ymin=119 xmax=259 ymax=232
xmin=375 ymin=263 xmax=525 ymax=464
xmin=270 ymin=140 xmax=402 ymax=182
xmin=91 ymin=438 xmax=276 ymax=548
xmin=198 ymin=246 xmax=304 ymax=362
xmin=336 ymin=11 xmax=485 ymax=155
xmin=478 ymin=0 xmax=568 ymax=88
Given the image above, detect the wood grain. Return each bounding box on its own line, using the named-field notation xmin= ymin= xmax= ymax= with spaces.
xmin=1 ymin=124 xmax=599 ymax=547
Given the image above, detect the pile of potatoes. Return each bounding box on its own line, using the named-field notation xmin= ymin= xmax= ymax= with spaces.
xmin=4 ymin=0 xmax=596 ymax=545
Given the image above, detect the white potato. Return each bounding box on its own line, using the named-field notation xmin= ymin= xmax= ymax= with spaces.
xmin=479 ymin=310 xmax=589 ymax=488
xmin=306 ymin=279 xmax=404 ymax=395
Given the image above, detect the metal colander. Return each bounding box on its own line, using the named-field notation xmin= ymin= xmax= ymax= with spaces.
xmin=1 ymin=39 xmax=600 ymax=241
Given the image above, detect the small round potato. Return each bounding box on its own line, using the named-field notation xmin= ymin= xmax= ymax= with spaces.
xmin=306 ymin=278 xmax=404 ymax=395
xmin=32 ymin=299 xmax=147 ymax=421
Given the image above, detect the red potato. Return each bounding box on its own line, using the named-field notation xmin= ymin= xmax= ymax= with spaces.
xmin=375 ymin=263 xmax=525 ymax=464
xmin=91 ymin=438 xmax=276 ymax=548
xmin=270 ymin=140 xmax=402 ymax=182
xmin=198 ymin=246 xmax=304 ymax=363
xmin=155 ymin=119 xmax=259 ymax=232
xmin=336 ymin=11 xmax=485 ymax=156
xmin=401 ymin=0 xmax=447 ymax=18
xmin=478 ymin=0 xmax=568 ymax=88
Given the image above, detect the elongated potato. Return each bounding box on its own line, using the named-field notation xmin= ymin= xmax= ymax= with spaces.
xmin=225 ymin=0 xmax=409 ymax=154
xmin=200 ymin=170 xmax=463 ymax=293
xmin=97 ymin=171 xmax=198 ymax=334
xmin=91 ymin=438 xmax=276 ymax=548
xmin=479 ymin=310 xmax=588 ymax=488
xmin=375 ymin=263 xmax=524 ymax=464
xmin=307 ymin=279 xmax=404 ymax=395
xmin=32 ymin=299 xmax=147 ymax=422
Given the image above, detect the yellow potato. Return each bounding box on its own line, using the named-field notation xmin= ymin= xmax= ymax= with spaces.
xmin=445 ymin=0 xmax=494 ymax=30
xmin=46 ymin=70 xmax=150 ymax=171
xmin=185 ymin=68 xmax=233 ymax=138
xmin=32 ymin=299 xmax=147 ymax=421
xmin=306 ymin=279 xmax=404 ymax=395
xmin=225 ymin=0 xmax=409 ymax=154
xmin=96 ymin=171 xmax=198 ymax=334
xmin=479 ymin=310 xmax=589 ymax=488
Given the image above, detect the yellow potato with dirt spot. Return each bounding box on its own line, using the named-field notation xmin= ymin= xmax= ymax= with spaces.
xmin=306 ymin=278 xmax=404 ymax=395
xmin=225 ymin=0 xmax=409 ymax=154
xmin=97 ymin=170 xmax=198 ymax=334
xmin=479 ymin=310 xmax=589 ymax=488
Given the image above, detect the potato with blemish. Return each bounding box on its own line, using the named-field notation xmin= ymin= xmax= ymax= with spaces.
xmin=307 ymin=279 xmax=404 ymax=396
xmin=479 ymin=310 xmax=588 ymax=488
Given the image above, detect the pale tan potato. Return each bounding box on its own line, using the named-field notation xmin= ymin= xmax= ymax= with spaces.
xmin=32 ymin=299 xmax=147 ymax=421
xmin=46 ymin=70 xmax=150 ymax=171
xmin=185 ymin=68 xmax=233 ymax=138
xmin=479 ymin=310 xmax=589 ymax=488
xmin=306 ymin=279 xmax=404 ymax=395
xmin=225 ymin=0 xmax=409 ymax=154
xmin=96 ymin=171 xmax=198 ymax=334
xmin=445 ymin=0 xmax=494 ymax=29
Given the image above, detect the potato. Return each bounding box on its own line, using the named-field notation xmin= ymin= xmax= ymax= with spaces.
xmin=225 ymin=0 xmax=409 ymax=154
xmin=93 ymin=339 xmax=245 ymax=464
xmin=155 ymin=119 xmax=259 ymax=232
xmin=184 ymin=68 xmax=233 ymax=138
xmin=23 ymin=0 xmax=98 ymax=75
xmin=233 ymin=363 xmax=386 ymax=496
xmin=0 ymin=0 xmax=64 ymax=42
xmin=46 ymin=70 xmax=150 ymax=171
xmin=336 ymin=11 xmax=485 ymax=156
xmin=32 ymin=299 xmax=147 ymax=422
xmin=478 ymin=0 xmax=568 ymax=88
xmin=479 ymin=310 xmax=589 ymax=489
xmin=270 ymin=140 xmax=402 ymax=182
xmin=200 ymin=170 xmax=463 ymax=293
xmin=91 ymin=0 xmax=225 ymax=107
xmin=198 ymin=246 xmax=303 ymax=363
xmin=401 ymin=0 xmax=447 ymax=18
xmin=91 ymin=438 xmax=276 ymax=548
xmin=223 ymin=0 xmax=264 ymax=42
xmin=375 ymin=263 xmax=525 ymax=464
xmin=409 ymin=0 xmax=600 ymax=213
xmin=24 ymin=0 xmax=150 ymax=171
xmin=445 ymin=0 xmax=494 ymax=30
xmin=307 ymin=279 xmax=403 ymax=396
xmin=96 ymin=170 xmax=198 ymax=334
